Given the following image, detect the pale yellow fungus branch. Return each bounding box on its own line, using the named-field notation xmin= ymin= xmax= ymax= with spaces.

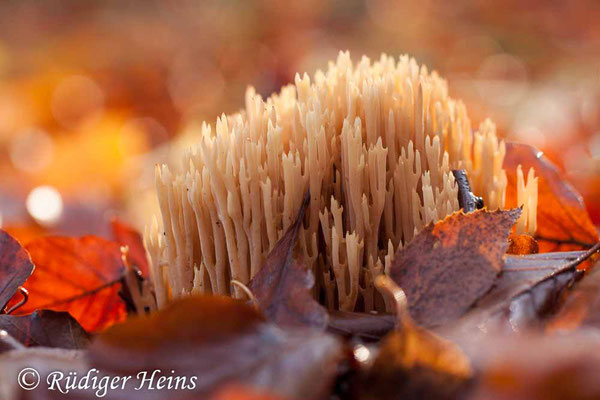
xmin=145 ymin=51 xmax=538 ymax=312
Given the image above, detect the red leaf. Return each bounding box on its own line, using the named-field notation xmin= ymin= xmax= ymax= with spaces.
xmin=0 ymin=230 xmax=35 ymax=310
xmin=504 ymin=142 xmax=600 ymax=252
xmin=16 ymin=236 xmax=127 ymax=332
xmin=111 ymin=218 xmax=149 ymax=277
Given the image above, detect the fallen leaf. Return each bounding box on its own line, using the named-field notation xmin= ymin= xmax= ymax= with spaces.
xmin=0 ymin=230 xmax=35 ymax=310
xmin=389 ymin=209 xmax=521 ymax=328
xmin=466 ymin=331 xmax=600 ymax=400
xmin=507 ymin=234 xmax=539 ymax=255
xmin=0 ymin=310 xmax=89 ymax=349
xmin=15 ymin=236 xmax=127 ymax=332
xmin=361 ymin=276 xmax=472 ymax=400
xmin=548 ymin=257 xmax=600 ymax=332
xmin=209 ymin=384 xmax=291 ymax=400
xmin=89 ymin=295 xmax=344 ymax=400
xmin=440 ymin=247 xmax=599 ymax=339
xmin=504 ymin=142 xmax=599 ymax=252
xmin=111 ymin=218 xmax=149 ymax=277
xmin=327 ymin=310 xmax=395 ymax=342
xmin=248 ymin=192 xmax=328 ymax=329
xmin=0 ymin=330 xmax=24 ymax=353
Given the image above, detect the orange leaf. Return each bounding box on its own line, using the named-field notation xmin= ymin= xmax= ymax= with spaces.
xmin=504 ymin=142 xmax=599 ymax=252
xmin=16 ymin=236 xmax=127 ymax=332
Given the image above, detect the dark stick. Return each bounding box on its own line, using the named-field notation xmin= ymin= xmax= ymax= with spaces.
xmin=452 ymin=169 xmax=484 ymax=212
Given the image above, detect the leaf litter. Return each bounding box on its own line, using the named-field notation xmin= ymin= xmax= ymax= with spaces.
xmin=0 ymin=156 xmax=598 ymax=399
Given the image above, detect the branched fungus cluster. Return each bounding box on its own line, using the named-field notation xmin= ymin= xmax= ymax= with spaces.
xmin=145 ymin=52 xmax=538 ymax=312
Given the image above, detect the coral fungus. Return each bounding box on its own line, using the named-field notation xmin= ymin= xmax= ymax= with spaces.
xmin=145 ymin=52 xmax=537 ymax=312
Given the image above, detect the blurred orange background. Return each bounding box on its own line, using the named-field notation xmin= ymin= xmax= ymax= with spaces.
xmin=1 ymin=0 xmax=599 ymax=240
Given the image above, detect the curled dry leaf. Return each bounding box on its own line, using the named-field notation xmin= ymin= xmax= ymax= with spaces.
xmin=0 ymin=310 xmax=89 ymax=349
xmin=111 ymin=218 xmax=149 ymax=277
xmin=248 ymin=192 xmax=328 ymax=329
xmin=390 ymin=208 xmax=521 ymax=328
xmin=548 ymin=256 xmax=600 ymax=332
xmin=15 ymin=236 xmax=127 ymax=332
xmin=0 ymin=230 xmax=35 ymax=310
xmin=89 ymin=295 xmax=344 ymax=400
xmin=504 ymin=142 xmax=599 ymax=252
xmin=440 ymin=247 xmax=600 ymax=340
xmin=361 ymin=276 xmax=472 ymax=400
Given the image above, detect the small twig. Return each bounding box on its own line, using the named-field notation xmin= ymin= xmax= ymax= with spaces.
xmin=4 ymin=287 xmax=29 ymax=315
xmin=119 ymin=246 xmax=157 ymax=314
xmin=230 ymin=279 xmax=259 ymax=310
xmin=536 ymin=241 xmax=600 ymax=286
xmin=452 ymin=169 xmax=484 ymax=212
xmin=374 ymin=275 xmax=411 ymax=330
xmin=563 ymin=241 xmax=600 ymax=271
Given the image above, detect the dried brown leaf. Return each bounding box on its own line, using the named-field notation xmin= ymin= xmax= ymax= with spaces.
xmin=0 ymin=230 xmax=34 ymax=310
xmin=0 ymin=310 xmax=89 ymax=349
xmin=548 ymin=256 xmax=600 ymax=332
xmin=248 ymin=192 xmax=328 ymax=329
xmin=440 ymin=247 xmax=600 ymax=339
xmin=89 ymin=295 xmax=344 ymax=400
xmin=466 ymin=332 xmax=600 ymax=400
xmin=390 ymin=209 xmax=521 ymax=328
xmin=327 ymin=310 xmax=395 ymax=342
xmin=361 ymin=276 xmax=472 ymax=400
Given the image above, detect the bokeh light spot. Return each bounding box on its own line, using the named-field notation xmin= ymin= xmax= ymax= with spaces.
xmin=9 ymin=129 xmax=54 ymax=173
xmin=26 ymin=186 xmax=64 ymax=226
